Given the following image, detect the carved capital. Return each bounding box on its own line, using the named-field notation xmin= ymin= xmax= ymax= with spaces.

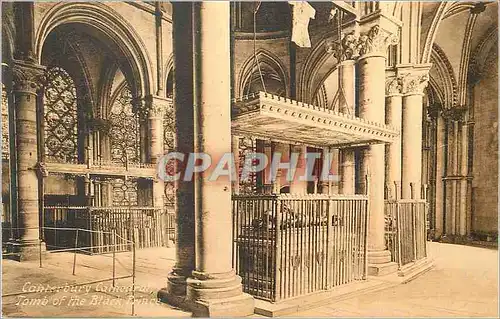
xmin=328 ymin=31 xmax=360 ymax=61
xmin=427 ymin=104 xmax=443 ymax=120
xmin=402 ymin=73 xmax=429 ymax=95
xmin=385 ymin=76 xmax=403 ymax=96
xmin=442 ymin=106 xmax=467 ymax=122
xmin=87 ymin=118 xmax=111 ymax=133
xmin=356 ymin=25 xmax=399 ymax=58
xmin=11 ymin=60 xmax=46 ymax=94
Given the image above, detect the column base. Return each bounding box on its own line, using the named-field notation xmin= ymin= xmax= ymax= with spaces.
xmin=186 ymin=271 xmax=254 ymax=317
xmin=7 ymin=239 xmax=47 ymax=262
xmin=157 ymin=270 xmax=190 ymax=308
xmin=187 ymin=293 xmax=254 ymax=317
xmin=158 ymin=270 xmax=255 ymax=317
xmin=367 ymin=250 xmax=397 ymax=276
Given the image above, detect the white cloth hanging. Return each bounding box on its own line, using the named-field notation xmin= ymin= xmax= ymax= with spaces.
xmin=288 ymin=1 xmax=316 ymax=48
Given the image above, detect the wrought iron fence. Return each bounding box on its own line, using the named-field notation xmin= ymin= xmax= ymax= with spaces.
xmin=385 ymin=199 xmax=428 ymax=268
xmin=232 ymin=194 xmax=368 ymax=302
xmin=43 ymin=206 xmax=173 ymax=253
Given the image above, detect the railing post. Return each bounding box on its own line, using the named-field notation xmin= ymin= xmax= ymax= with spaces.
xmin=112 ymin=229 xmax=116 ymax=287
xmin=326 ymin=197 xmax=334 ymax=288
xmin=412 ymin=202 xmax=417 ymax=262
xmin=131 ymin=238 xmax=136 ymax=316
xmin=72 ymin=229 xmax=79 ymax=275
xmin=39 ymin=238 xmax=42 ymax=268
xmin=396 ymin=202 xmax=402 ymax=270
xmin=274 ymin=196 xmax=281 ymax=302
xmin=363 ymin=175 xmax=369 ymax=280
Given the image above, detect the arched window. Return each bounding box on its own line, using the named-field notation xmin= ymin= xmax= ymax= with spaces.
xmin=109 ymin=85 xmax=140 ymax=165
xmin=163 ymin=99 xmax=176 ymax=208
xmin=2 ymin=83 xmax=9 ymax=159
xmin=43 ymin=67 xmax=78 ymax=163
xmin=109 ymin=84 xmax=140 ymax=206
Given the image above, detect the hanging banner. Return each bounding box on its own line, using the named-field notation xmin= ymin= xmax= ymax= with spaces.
xmin=288 ymin=1 xmax=316 ymax=48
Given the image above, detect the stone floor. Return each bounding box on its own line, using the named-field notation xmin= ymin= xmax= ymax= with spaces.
xmin=290 ymin=242 xmax=499 ymax=318
xmin=2 ymin=242 xmax=498 ymax=317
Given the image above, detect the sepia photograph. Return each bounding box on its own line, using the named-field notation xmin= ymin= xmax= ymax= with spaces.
xmin=1 ymin=1 xmax=498 ymax=317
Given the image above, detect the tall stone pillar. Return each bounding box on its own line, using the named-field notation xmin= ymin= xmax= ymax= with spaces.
xmin=401 ymin=71 xmax=429 ymax=199
xmin=385 ymin=76 xmax=403 ymax=199
xmin=337 ymin=56 xmax=356 ymax=195
xmin=147 ymin=96 xmax=169 ymax=208
xmin=459 ymin=121 xmax=469 ymax=236
xmin=10 ymin=60 xmax=46 ymax=260
xmin=434 ymin=111 xmax=445 ymax=238
xmin=356 ymin=24 xmax=398 ymax=275
xmin=231 ymin=135 xmax=240 ymax=195
xmin=184 ymin=2 xmax=254 ymax=316
xmin=158 ymin=1 xmax=196 ymax=307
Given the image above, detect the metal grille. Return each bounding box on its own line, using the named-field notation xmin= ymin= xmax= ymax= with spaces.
xmin=43 ymin=206 xmax=167 ymax=254
xmin=232 ymin=194 xmax=368 ymax=302
xmin=385 ymin=199 xmax=428 ymax=268
xmin=43 ymin=67 xmax=78 ymax=163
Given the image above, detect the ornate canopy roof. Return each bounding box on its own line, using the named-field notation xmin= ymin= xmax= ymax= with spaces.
xmin=232 ymin=92 xmax=399 ymax=148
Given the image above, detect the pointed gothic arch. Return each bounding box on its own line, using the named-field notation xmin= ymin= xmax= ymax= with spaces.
xmin=237 ymin=48 xmax=289 ymax=98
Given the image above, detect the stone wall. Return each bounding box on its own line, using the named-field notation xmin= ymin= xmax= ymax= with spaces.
xmin=471 ymin=39 xmax=498 ymax=236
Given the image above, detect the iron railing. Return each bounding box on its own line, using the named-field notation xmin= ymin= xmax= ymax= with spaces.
xmin=232 ymin=194 xmax=368 ymax=302
xmin=42 ymin=206 xmax=175 ymax=253
xmin=385 ymin=199 xmax=428 ymax=268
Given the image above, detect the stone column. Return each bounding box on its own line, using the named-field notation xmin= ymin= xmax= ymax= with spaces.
xmin=231 ymin=135 xmax=240 ymax=195
xmin=401 ymin=72 xmax=429 ymax=199
xmin=184 ymin=2 xmax=254 ymax=316
xmin=148 ymin=96 xmax=169 ymax=208
xmin=459 ymin=121 xmax=469 ymax=236
xmin=158 ymin=1 xmax=196 ymax=307
xmin=336 ymin=43 xmax=357 ymax=195
xmin=434 ymin=112 xmax=445 ymax=238
xmin=10 ymin=60 xmax=46 ymax=260
xmin=385 ymin=76 xmax=403 ymax=199
xmin=356 ymin=24 xmax=398 ymax=275
xmin=289 ymin=144 xmax=307 ymax=194
xmin=262 ymin=141 xmax=274 ymax=194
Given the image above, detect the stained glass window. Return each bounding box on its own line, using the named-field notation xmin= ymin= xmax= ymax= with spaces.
xmin=163 ymin=99 xmax=176 ymax=208
xmin=43 ymin=67 xmax=78 ymax=163
xmin=109 ymin=85 xmax=140 ymax=165
xmin=109 ymin=85 xmax=139 ymax=206
xmin=111 ymin=177 xmax=138 ymax=206
xmin=2 ymin=84 xmax=9 ymax=159
xmin=163 ymin=101 xmax=175 ymax=153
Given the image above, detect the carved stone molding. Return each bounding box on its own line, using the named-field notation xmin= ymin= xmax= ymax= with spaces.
xmin=134 ymin=95 xmax=171 ymax=120
xmin=385 ymin=76 xmax=403 ymax=96
xmin=401 ymin=73 xmax=429 ymax=95
xmin=11 ymin=60 xmax=46 ymax=94
xmin=356 ymin=25 xmax=399 ymax=58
